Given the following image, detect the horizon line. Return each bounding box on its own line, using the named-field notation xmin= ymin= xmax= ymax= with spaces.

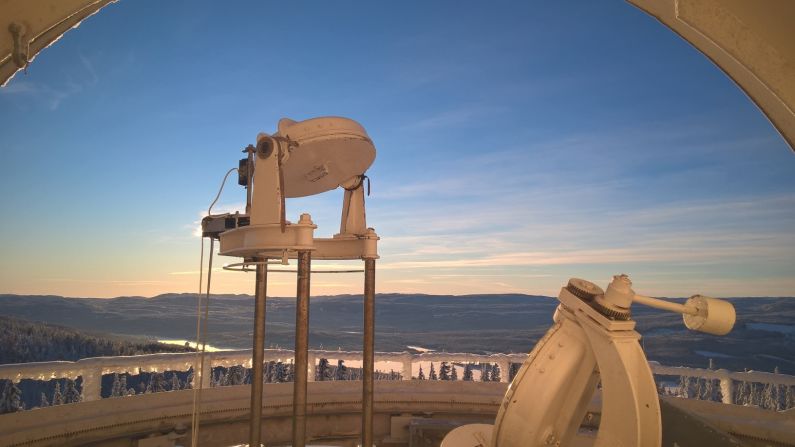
xmin=1 ymin=291 xmax=792 ymax=300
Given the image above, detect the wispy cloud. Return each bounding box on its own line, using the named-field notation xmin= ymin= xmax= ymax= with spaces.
xmin=1 ymin=82 xmax=38 ymax=94
xmin=79 ymin=53 xmax=99 ymax=84
xmin=1 ymin=53 xmax=99 ymax=110
xmin=401 ymin=105 xmax=505 ymax=131
xmin=368 ymin=135 xmax=795 ymax=292
xmin=0 ymin=80 xmax=83 ymax=110
xmin=378 ymin=192 xmax=794 ymax=256
xmin=40 ymin=278 xmax=171 ymax=286
xmin=169 ymin=268 xmax=224 ymax=276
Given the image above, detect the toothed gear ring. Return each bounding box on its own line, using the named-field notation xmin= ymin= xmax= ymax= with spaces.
xmin=566 ymin=278 xmax=604 ymax=302
xmin=592 ymin=295 xmax=632 ymax=320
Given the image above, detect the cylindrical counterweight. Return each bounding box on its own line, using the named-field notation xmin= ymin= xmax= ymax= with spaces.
xmin=633 ymin=293 xmax=736 ymax=335
xmin=682 ymin=295 xmax=736 ymax=336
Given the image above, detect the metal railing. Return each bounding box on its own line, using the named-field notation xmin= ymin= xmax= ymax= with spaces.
xmin=1 ymin=350 xmax=793 ymax=410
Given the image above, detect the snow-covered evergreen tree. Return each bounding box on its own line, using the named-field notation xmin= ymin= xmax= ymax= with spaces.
xmin=227 ymin=365 xmax=247 ymax=385
xmin=317 ymin=358 xmax=332 ymax=381
xmin=439 ymin=362 xmax=451 ymax=381
xmin=170 ymin=372 xmax=181 ymax=391
xmin=693 ymin=378 xmax=704 ymax=400
xmin=737 ymin=382 xmax=754 ymax=405
xmin=274 ymin=362 xmax=287 ymax=383
xmin=762 ymin=382 xmax=778 ymax=410
xmin=151 ymin=372 xmax=167 ymax=393
xmin=490 ymin=363 xmax=501 ymax=382
xmin=335 ymin=360 xmax=348 ymax=381
xmin=40 ymin=392 xmax=50 ymax=408
xmin=417 ymin=365 xmax=425 ymax=380
xmin=0 ymin=381 xmax=23 ymax=413
xmin=750 ymin=383 xmax=762 ymax=407
xmin=775 ymin=384 xmax=785 ymax=411
xmin=52 ymin=382 xmax=63 ymax=405
xmin=701 ymin=379 xmax=718 ymax=402
xmin=429 ymin=363 xmax=438 ymax=380
xmin=463 ymin=364 xmax=473 ymax=381
xmin=64 ymin=379 xmax=81 ymax=404
xmin=110 ymin=373 xmax=122 ymax=397
xmin=10 ymin=382 xmax=23 ymax=411
xmin=263 ymin=361 xmax=274 ymax=383
xmin=119 ymin=375 xmax=132 ymax=395
xmin=735 ymin=380 xmax=751 ymax=405
xmin=209 ymin=370 xmax=218 ymax=387
xmin=509 ymin=363 xmax=520 ymax=381
xmin=678 ymin=376 xmax=693 ymax=399
xmin=451 ymin=365 xmax=458 ymax=381
xmin=481 ymin=364 xmax=491 ymax=382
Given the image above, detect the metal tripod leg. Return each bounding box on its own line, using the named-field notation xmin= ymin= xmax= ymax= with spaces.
xmin=362 ymin=258 xmax=376 ymax=447
xmin=249 ymin=260 xmax=267 ymax=447
xmin=292 ymin=250 xmax=311 ymax=447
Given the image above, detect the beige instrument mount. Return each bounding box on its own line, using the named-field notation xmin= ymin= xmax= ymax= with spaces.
xmin=445 ymin=274 xmax=736 ymax=447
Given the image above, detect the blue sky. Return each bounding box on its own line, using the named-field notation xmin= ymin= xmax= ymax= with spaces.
xmin=1 ymin=1 xmax=793 ymax=298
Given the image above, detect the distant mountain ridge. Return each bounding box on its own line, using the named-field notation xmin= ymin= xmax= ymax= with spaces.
xmin=1 ymin=293 xmax=793 ymax=374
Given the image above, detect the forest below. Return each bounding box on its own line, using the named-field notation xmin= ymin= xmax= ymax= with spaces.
xmin=0 ymin=315 xmax=192 ymax=364
xmin=1 ymin=293 xmax=794 ymax=375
